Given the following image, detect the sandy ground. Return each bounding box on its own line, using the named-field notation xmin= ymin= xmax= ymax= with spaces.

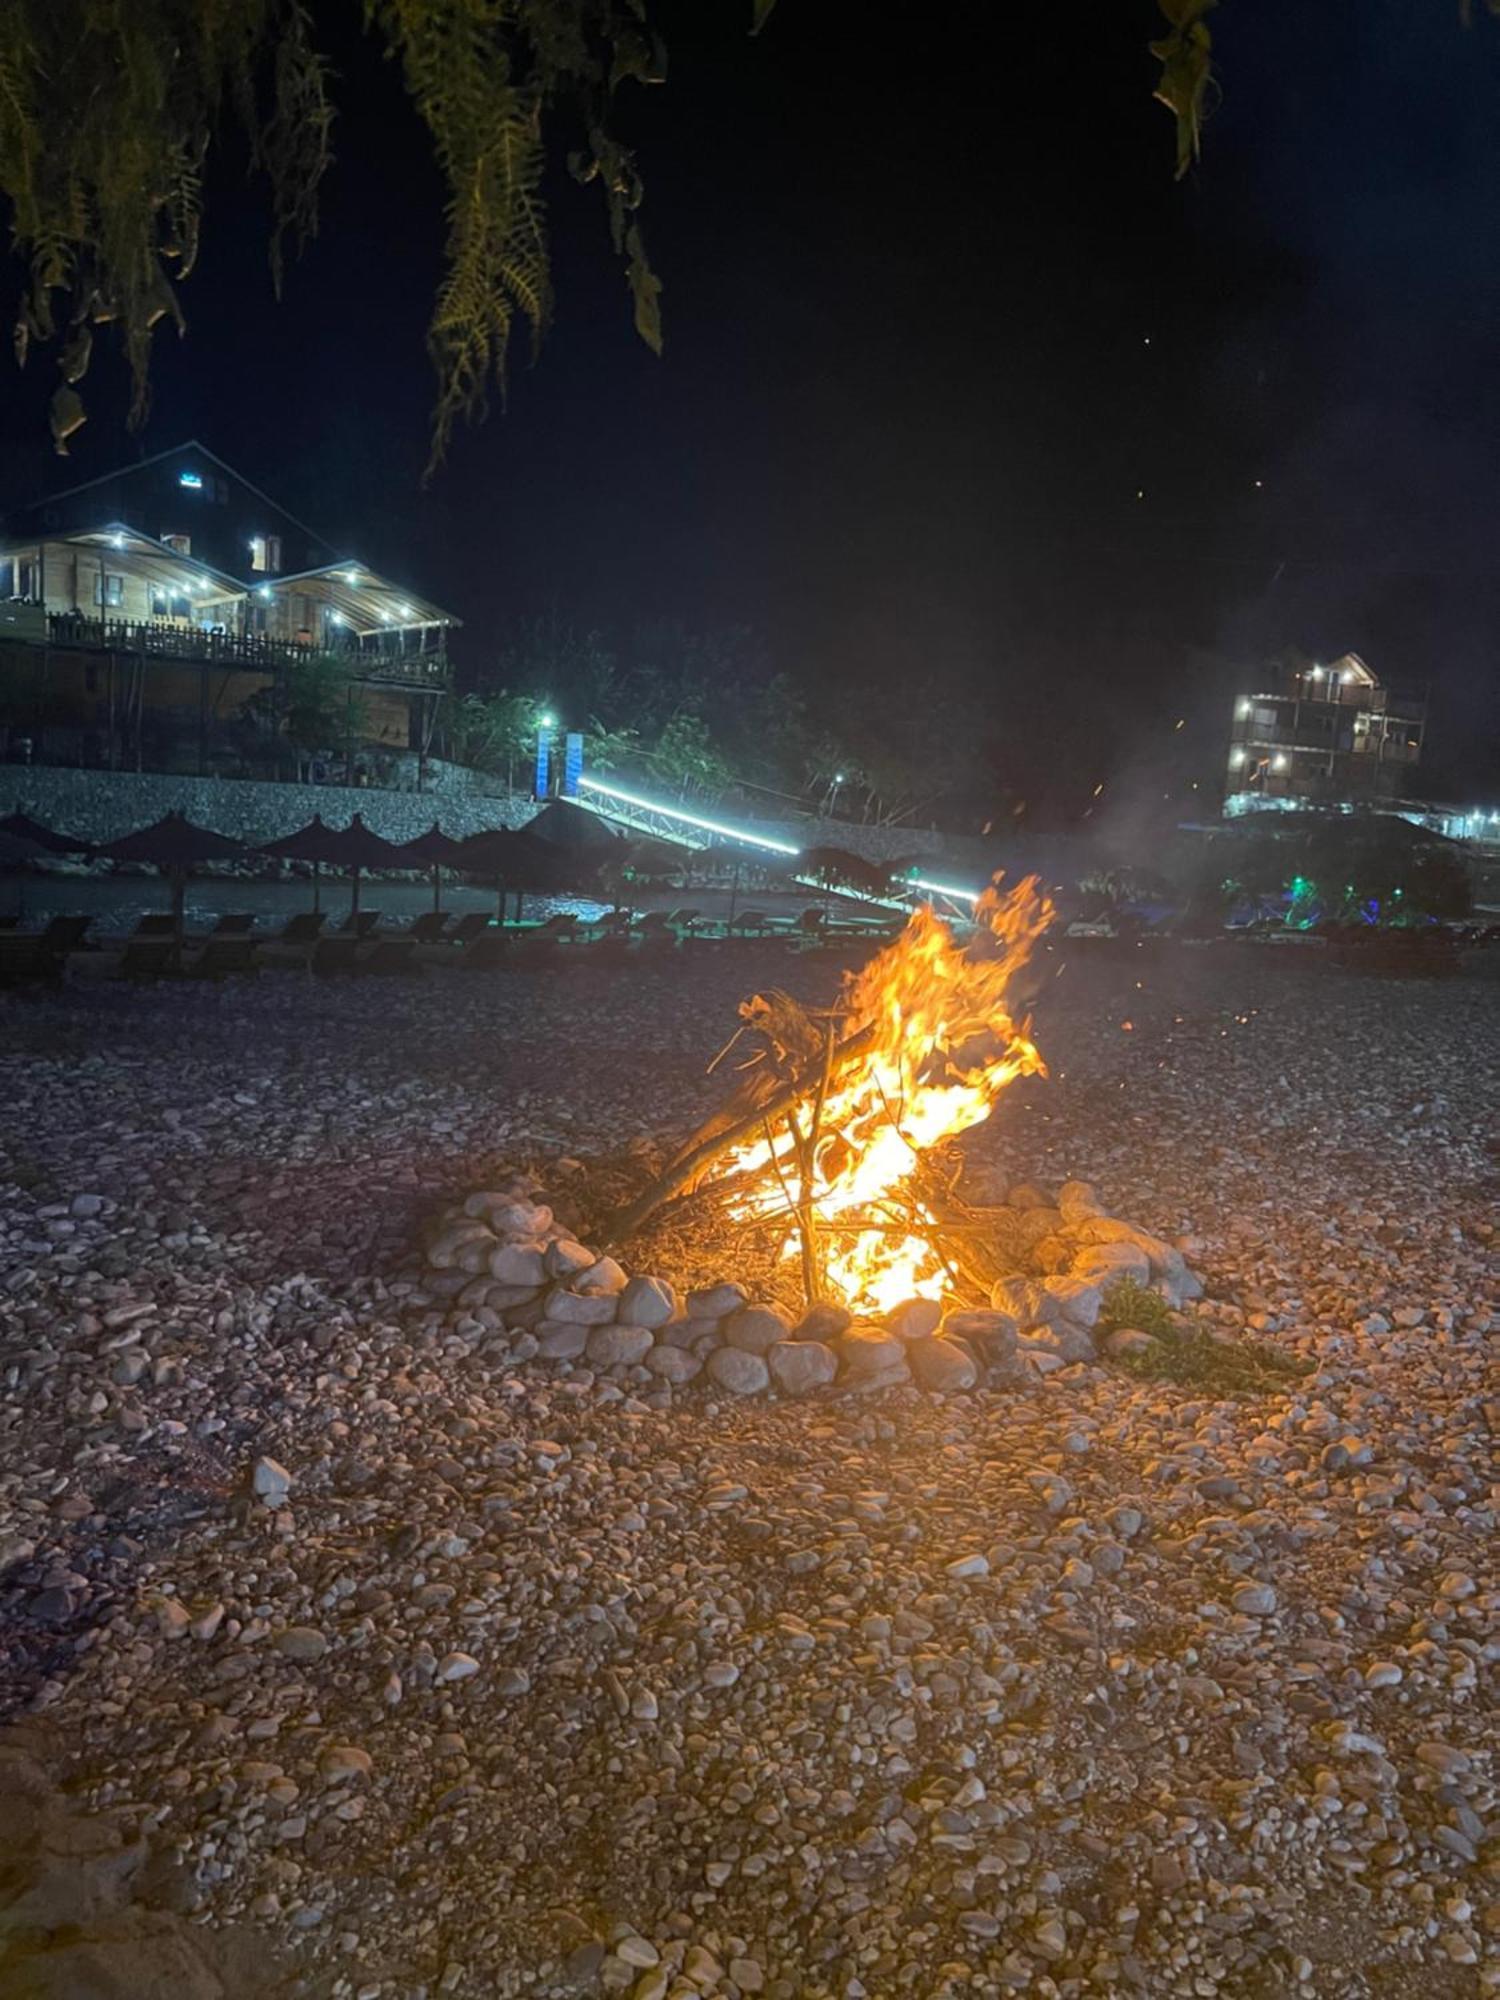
xmin=0 ymin=943 xmax=1494 ymax=1999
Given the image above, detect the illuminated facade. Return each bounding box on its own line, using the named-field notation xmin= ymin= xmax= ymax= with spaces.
xmin=1223 ymin=653 xmax=1426 ymax=811
xmin=0 ymin=443 xmax=457 ymax=769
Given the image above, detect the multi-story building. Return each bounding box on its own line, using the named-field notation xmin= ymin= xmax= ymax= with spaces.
xmin=0 ymin=441 xmax=457 ymax=774
xmin=1223 ymin=653 xmax=1426 ymax=813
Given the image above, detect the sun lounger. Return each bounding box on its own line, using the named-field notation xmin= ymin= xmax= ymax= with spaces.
xmin=340 ymin=910 xmax=381 ymax=939
xmin=210 ymin=912 xmax=256 ymax=936
xmin=449 ymin=913 xmax=493 ymax=945
xmin=409 ymin=912 xmax=451 ymax=944
xmin=361 ymin=938 xmax=422 ymax=976
xmin=186 ymin=936 xmax=260 ymax=980
xmin=275 ymin=911 xmax=326 ymax=946
xmin=0 ymin=937 xmax=63 ymax=985
xmin=309 ymin=934 xmax=360 ymax=975
xmin=36 ymin=915 xmax=94 ymax=953
xmin=728 ymin=909 xmax=770 ymax=937
xmin=118 ymin=936 xmax=177 ymax=979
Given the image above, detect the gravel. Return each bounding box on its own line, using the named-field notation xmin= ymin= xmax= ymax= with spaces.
xmin=0 ymin=947 xmax=1495 ymax=1998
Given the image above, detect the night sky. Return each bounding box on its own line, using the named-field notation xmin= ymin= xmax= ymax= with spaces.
xmin=5 ymin=0 xmax=1500 ymax=823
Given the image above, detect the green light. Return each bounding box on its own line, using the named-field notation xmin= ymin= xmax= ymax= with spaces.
xmin=538 ymin=711 xmax=557 ymax=730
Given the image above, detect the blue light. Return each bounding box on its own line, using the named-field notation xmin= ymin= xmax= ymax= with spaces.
xmin=178 ymin=470 xmax=203 ymax=490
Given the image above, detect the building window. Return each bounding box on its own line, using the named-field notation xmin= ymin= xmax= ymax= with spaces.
xmin=95 ymin=572 xmax=125 ymax=608
xmin=178 ymin=469 xmax=204 ymax=491
xmin=161 ymin=532 xmax=191 ymax=556
xmin=249 ymin=534 xmax=282 ymax=574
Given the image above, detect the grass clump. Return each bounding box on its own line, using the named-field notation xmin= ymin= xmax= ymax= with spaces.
xmin=1097 ymin=1277 xmax=1175 ymax=1341
xmin=1100 ymin=1277 xmax=1312 ymax=1395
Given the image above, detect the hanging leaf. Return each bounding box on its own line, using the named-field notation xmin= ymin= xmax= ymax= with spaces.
xmin=751 ymin=0 xmax=777 ymax=35
xmin=1150 ymin=0 xmax=1217 ymax=179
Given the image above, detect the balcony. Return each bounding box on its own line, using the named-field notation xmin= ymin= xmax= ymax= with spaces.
xmin=40 ymin=612 xmax=450 ymax=688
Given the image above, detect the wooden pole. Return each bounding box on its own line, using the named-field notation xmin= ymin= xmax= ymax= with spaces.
xmin=601 ymin=1019 xmax=875 ymax=1245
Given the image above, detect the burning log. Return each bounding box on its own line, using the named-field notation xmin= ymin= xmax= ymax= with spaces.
xmin=605 ymin=876 xmax=1056 ymax=1317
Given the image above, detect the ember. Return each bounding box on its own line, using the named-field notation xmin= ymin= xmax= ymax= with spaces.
xmin=722 ymin=877 xmax=1053 ymax=1313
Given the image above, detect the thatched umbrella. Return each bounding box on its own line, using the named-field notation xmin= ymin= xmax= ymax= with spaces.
xmin=99 ymin=812 xmax=252 ymax=958
xmin=799 ymin=844 xmax=897 ymax=904
xmin=524 ymin=799 xmax=624 ymax=854
xmin=260 ymin=816 xmax=344 ymax=911
xmin=313 ymin=814 xmax=410 ymax=916
xmin=396 ymin=824 xmax=468 ymax=913
xmin=0 ymin=811 xmax=93 ymax=855
xmin=457 ymin=826 xmax=591 ymax=921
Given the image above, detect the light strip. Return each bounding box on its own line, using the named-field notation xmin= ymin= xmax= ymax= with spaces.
xmin=578 ymin=774 xmax=983 ymax=904
xmin=577 ymin=776 xmax=803 ymax=856
xmin=909 ymin=875 xmax=981 ymax=905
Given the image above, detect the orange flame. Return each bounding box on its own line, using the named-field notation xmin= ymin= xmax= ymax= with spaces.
xmin=726 ymin=875 xmax=1053 ymax=1313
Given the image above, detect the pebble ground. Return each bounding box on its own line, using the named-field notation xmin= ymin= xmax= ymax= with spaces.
xmin=0 ymin=944 xmax=1494 ymax=1999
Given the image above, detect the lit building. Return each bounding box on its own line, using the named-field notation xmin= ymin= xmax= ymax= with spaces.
xmin=1223 ymin=653 xmax=1426 ymax=813
xmin=0 ymin=441 xmax=457 ymax=770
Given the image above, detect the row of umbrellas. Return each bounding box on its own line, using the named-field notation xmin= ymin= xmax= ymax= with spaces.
xmin=0 ymin=802 xmax=689 ymax=937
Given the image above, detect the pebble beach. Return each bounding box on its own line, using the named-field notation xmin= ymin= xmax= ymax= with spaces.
xmin=0 ymin=946 xmax=1494 ymax=1998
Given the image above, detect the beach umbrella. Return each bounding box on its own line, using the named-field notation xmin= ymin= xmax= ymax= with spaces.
xmin=457 ymin=826 xmax=590 ymax=920
xmin=314 ymin=814 xmax=410 ymax=915
xmin=524 ymin=799 xmax=624 ymax=852
xmin=0 ymin=811 xmax=93 ymax=855
xmin=260 ymin=816 xmax=344 ymax=912
xmin=99 ymin=812 xmax=252 ymax=956
xmin=396 ymin=824 xmax=468 ymax=913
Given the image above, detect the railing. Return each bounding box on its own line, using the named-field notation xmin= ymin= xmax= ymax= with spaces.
xmin=41 ymin=613 xmax=450 ymax=688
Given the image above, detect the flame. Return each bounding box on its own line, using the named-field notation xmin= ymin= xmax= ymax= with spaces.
xmin=725 ymin=876 xmax=1053 ymax=1313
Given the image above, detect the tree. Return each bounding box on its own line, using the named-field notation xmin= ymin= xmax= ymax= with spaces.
xmin=1 ymin=0 xmax=667 ymax=470
xmin=0 ymin=0 xmax=1255 ymax=468
xmin=243 ymin=651 xmax=367 ymax=779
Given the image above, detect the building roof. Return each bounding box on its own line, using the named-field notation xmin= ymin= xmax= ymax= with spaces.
xmin=252 ymin=562 xmax=459 ymax=633
xmin=0 ymin=522 xmax=247 ymax=606
xmin=18 ymin=439 xmax=333 ymax=558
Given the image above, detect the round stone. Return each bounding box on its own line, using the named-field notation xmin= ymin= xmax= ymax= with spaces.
xmin=585 ymin=1323 xmax=653 ymax=1369
xmin=706 ymin=1346 xmax=769 ymax=1396
xmin=907 ymin=1336 xmax=978 ymax=1392
xmin=724 ymin=1303 xmax=792 ymax=1354
xmin=767 ymin=1339 xmax=837 ymax=1395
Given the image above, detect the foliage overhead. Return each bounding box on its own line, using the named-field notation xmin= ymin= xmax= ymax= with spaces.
xmin=0 ymin=0 xmax=664 ymax=471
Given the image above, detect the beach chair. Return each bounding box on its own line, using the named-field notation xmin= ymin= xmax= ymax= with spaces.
xmin=340 ymin=909 xmax=381 ymax=939
xmin=210 ymin=912 xmax=256 ymax=936
xmin=728 ymin=909 xmax=770 ymax=937
xmin=584 ymin=908 xmax=634 ymax=942
xmin=36 ymin=915 xmax=94 ymax=954
xmin=667 ymin=907 xmax=701 ymax=935
xmin=361 ymin=938 xmax=422 ymax=976
xmin=634 ymin=910 xmax=675 ymax=945
xmin=186 ymin=936 xmax=260 ymax=980
xmin=0 ymin=937 xmax=61 ymax=985
xmin=130 ymin=913 xmax=178 ymax=939
xmin=309 ymin=934 xmax=360 ymax=976
xmin=409 ymin=911 xmax=451 ymax=944
xmin=457 ymin=929 xmax=511 ymax=971
xmin=118 ymin=936 xmax=176 ymax=980
xmin=449 ymin=913 xmax=493 ymax=945
xmin=275 ymin=911 xmax=326 ymax=946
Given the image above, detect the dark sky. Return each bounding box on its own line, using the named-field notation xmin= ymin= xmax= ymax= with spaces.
xmin=5 ymin=0 xmax=1500 ymax=818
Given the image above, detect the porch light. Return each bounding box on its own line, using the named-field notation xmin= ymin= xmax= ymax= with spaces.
xmin=1273 ymin=753 xmax=1289 ymax=772
xmin=258 ymin=586 xmax=272 ymax=600
xmin=111 ymin=533 xmax=124 ymax=548
xmin=343 ymin=569 xmax=359 ymax=583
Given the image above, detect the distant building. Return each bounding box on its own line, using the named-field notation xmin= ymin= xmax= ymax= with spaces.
xmin=0 ymin=442 xmax=457 ymax=774
xmin=1223 ymin=653 xmax=1426 ymax=813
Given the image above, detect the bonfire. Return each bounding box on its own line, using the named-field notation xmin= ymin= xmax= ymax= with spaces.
xmin=610 ymin=877 xmax=1055 ymax=1314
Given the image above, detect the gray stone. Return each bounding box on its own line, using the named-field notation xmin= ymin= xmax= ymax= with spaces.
xmin=1104 ymin=1326 xmax=1157 ymax=1357
xmin=574 ymin=1255 xmax=628 ymax=1296
xmin=1072 ymin=1240 xmax=1152 ymax=1287
xmin=275 ymin=1626 xmax=327 ymax=1661
xmin=940 ymin=1308 xmax=1018 ymax=1362
xmin=885 ymin=1297 xmax=942 ymax=1342
xmin=251 ymin=1457 xmax=293 ymax=1508
xmin=488 ymin=1243 xmax=546 ymax=1286
xmin=834 ymin=1324 xmax=909 ymax=1381
xmin=767 ymin=1340 xmax=838 ymax=1395
xmin=617 ymin=1274 xmax=679 ymax=1328
xmin=536 ymin=1321 xmax=589 ymax=1360
xmin=586 ymin=1323 xmax=654 ymax=1369
xmin=656 ymin=1317 xmax=718 ymax=1350
xmin=705 ymin=1347 xmax=769 ymax=1396
xmin=1057 ymin=1179 xmax=1106 ymax=1221
xmin=544 ymin=1287 xmax=618 ymax=1326
xmin=686 ymin=1281 xmax=749 ymax=1321
xmin=644 ymin=1345 xmax=701 ymax=1384
xmin=1041 ymin=1274 xmax=1103 ymax=1329
xmin=793 ymin=1300 xmax=853 ymax=1341
xmin=544 ymin=1238 xmax=596 ymax=1277
xmin=724 ymin=1303 xmax=793 ymax=1355
xmin=1231 ymin=1582 xmax=1277 ymax=1617
xmin=907 ymin=1337 xmax=978 ymax=1392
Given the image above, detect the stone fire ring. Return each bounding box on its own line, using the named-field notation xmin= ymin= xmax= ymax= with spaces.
xmin=411 ymin=1176 xmax=1204 ymax=1398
